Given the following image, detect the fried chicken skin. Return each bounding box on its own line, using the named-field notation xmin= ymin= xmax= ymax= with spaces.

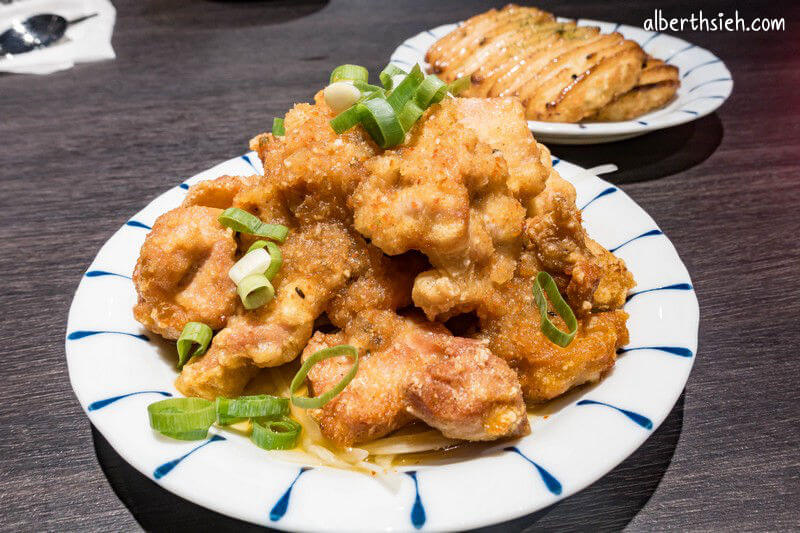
xmin=133 ymin=206 xmax=238 ymax=339
xmin=304 ymin=310 xmax=529 ymax=446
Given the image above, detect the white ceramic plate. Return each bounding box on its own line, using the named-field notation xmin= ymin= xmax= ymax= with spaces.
xmin=390 ymin=19 xmax=732 ymax=144
xmin=66 ymin=152 xmax=698 ymax=531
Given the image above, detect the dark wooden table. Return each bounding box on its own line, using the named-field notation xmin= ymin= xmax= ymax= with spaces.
xmin=2 ymin=0 xmax=798 ymax=531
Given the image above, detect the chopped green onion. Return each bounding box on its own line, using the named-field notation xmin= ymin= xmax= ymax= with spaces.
xmin=353 ymin=80 xmax=383 ymax=94
xmin=532 ymin=271 xmax=578 ymax=347
xmin=291 ymin=345 xmax=359 ymax=409
xmin=264 ymin=241 xmax=282 ymax=280
xmin=357 ymin=98 xmax=405 ymax=149
xmin=379 ymin=64 xmax=407 ymax=90
xmin=272 ymin=117 xmax=285 ymax=136
xmin=251 ymin=415 xmax=301 ymax=450
xmin=398 ymin=100 xmax=424 ymax=132
xmin=215 ymin=394 xmax=289 ymax=425
xmin=148 ymin=397 xmax=216 ymax=440
xmin=386 ymin=64 xmax=424 ymax=112
xmin=247 ymin=239 xmax=268 ymax=253
xmin=244 ymin=241 xmax=282 ymax=280
xmin=330 ymin=104 xmax=362 ymax=134
xmin=218 ymin=207 xmax=289 ymax=243
xmin=448 ymin=76 xmax=471 ymax=96
xmin=330 ymin=64 xmax=368 ymax=84
xmin=237 ymin=273 xmax=274 ymax=310
xmin=415 ymin=74 xmax=449 ymax=108
xmin=176 ymin=322 xmax=212 ymax=369
xmin=228 ymin=248 xmax=271 ymax=285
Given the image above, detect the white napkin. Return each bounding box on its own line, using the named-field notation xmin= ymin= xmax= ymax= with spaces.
xmin=0 ymin=0 xmax=116 ymax=74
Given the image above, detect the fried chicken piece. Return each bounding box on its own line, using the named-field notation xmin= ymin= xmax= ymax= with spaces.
xmin=525 ymin=195 xmax=635 ymax=314
xmin=133 ymin=206 xmax=238 ymax=339
xmin=353 ymin=98 xmax=547 ymax=320
xmin=176 ymin=220 xmax=369 ymax=399
xmin=304 ymin=310 xmax=529 ymax=446
xmin=181 ymin=174 xmax=259 ymax=209
xmin=406 ymin=342 xmax=528 ymax=441
xmin=477 ymin=253 xmax=630 ymax=403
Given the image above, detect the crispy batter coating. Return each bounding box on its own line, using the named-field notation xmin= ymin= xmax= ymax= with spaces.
xmin=181 ymin=174 xmax=259 ymax=209
xmin=304 ymin=310 xmax=528 ymax=446
xmin=133 ymin=206 xmax=238 ymax=339
xmin=428 ymin=4 xmax=677 ymax=122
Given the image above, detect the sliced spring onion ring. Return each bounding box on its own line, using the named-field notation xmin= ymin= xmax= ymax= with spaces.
xmin=247 ymin=239 xmax=268 ymax=253
xmin=237 ymin=273 xmax=275 ymax=310
xmin=532 ymin=271 xmax=578 ymax=347
xmin=415 ymin=74 xmax=448 ymax=108
xmin=352 ymin=80 xmax=383 ymax=94
xmin=218 ymin=207 xmax=289 ymax=243
xmin=272 ymin=117 xmax=285 ymax=136
xmin=148 ymin=397 xmax=216 ymax=440
xmin=357 ymin=98 xmax=404 ymax=149
xmin=329 ymin=104 xmax=362 ymax=134
xmin=386 ymin=64 xmax=424 ymax=112
xmin=329 ymin=64 xmax=368 ymax=84
xmin=291 ymin=345 xmax=359 ymax=409
xmin=176 ymin=322 xmax=212 ymax=369
xmin=251 ymin=415 xmax=301 ymax=450
xmin=228 ymin=248 xmax=271 ymax=285
xmin=379 ymin=64 xmax=406 ymax=90
xmin=398 ymin=100 xmax=424 ymax=132
xmin=448 ymin=76 xmax=471 ymax=96
xmin=216 ymin=394 xmax=289 ymax=425
xmin=263 ymin=241 xmax=282 ymax=280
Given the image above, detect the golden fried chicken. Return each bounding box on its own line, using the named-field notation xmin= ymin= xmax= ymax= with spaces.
xmin=304 ymin=310 xmax=529 ymax=446
xmin=476 ymin=252 xmax=629 ymax=402
xmin=133 ymin=206 xmax=238 ymax=339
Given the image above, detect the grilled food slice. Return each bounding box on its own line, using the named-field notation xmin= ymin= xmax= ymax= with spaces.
xmin=465 ymin=22 xmax=563 ymax=96
xmin=427 ymin=5 xmax=544 ymax=73
xmin=532 ymin=44 xmax=645 ymax=122
xmin=426 ymin=4 xmax=679 ymax=122
xmin=489 ymin=26 xmax=602 ymax=97
xmin=590 ymin=57 xmax=680 ymax=121
xmin=437 ymin=8 xmax=556 ymax=81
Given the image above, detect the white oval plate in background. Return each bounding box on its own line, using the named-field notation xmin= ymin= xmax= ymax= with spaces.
xmin=66 ymin=152 xmax=698 ymax=531
xmin=390 ymin=19 xmax=732 ymax=144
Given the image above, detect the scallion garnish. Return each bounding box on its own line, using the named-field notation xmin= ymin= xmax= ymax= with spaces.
xmin=379 ymin=64 xmax=407 ymax=90
xmin=327 ymin=63 xmax=467 ymax=148
xmin=329 ymin=64 xmax=369 ymax=84
xmin=237 ymin=273 xmax=275 ymax=310
xmin=218 ymin=207 xmax=289 ymax=243
xmin=290 ymin=345 xmax=359 ymax=409
xmin=251 ymin=415 xmax=301 ymax=450
xmin=148 ymin=397 xmax=216 ymax=440
xmin=448 ymin=76 xmax=471 ymax=96
xmin=272 ymin=117 xmax=285 ymax=136
xmin=329 ymin=104 xmax=363 ymax=134
xmin=263 ymin=241 xmax=282 ymax=280
xmin=532 ymin=271 xmax=578 ymax=347
xmin=385 ymin=64 xmax=424 ymax=112
xmin=176 ymin=322 xmax=213 ymax=369
xmin=358 ymin=98 xmax=405 ymax=149
xmin=415 ymin=74 xmax=449 ymax=108
xmin=215 ymin=394 xmax=289 ymax=425
xmin=228 ymin=247 xmax=272 ymax=285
